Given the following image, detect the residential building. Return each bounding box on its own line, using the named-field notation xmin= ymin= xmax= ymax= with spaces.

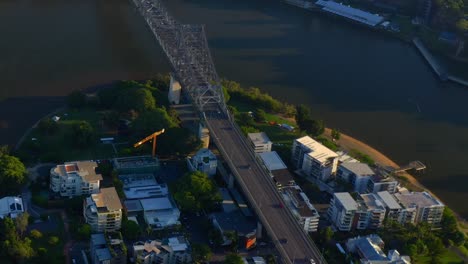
xmin=346 ymin=234 xmax=411 ymax=264
xmin=90 ymin=233 xmax=127 ymax=264
xmin=367 ymin=175 xmax=398 ymax=194
xmin=211 ymin=210 xmax=257 ymax=249
xmin=247 ymin=132 xmax=272 ymax=153
xmin=328 ymin=192 xmax=358 ymax=231
xmin=337 ymin=162 xmax=375 ymax=193
xmin=292 ymin=136 xmax=338 ymax=182
xmin=258 ymin=151 xmax=295 ymax=187
xmin=120 ymin=174 xmax=168 ymax=199
xmin=113 ymin=156 xmax=160 ymax=174
xmin=132 ymin=236 xmax=191 ymax=264
xmin=186 ymin=148 xmax=217 ymax=177
xmin=282 ymin=186 xmax=319 ymax=232
xmin=84 ymin=187 xmax=123 ymax=232
xmin=0 ymin=196 xmax=24 ymax=219
xmin=394 ymin=191 xmax=444 ymax=226
xmin=140 ymin=197 xmax=180 ymax=230
xmin=50 ymin=161 xmax=102 ymax=197
xmin=356 ymin=193 xmax=386 ymax=229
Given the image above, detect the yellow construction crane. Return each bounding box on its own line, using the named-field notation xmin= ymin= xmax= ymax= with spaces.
xmin=133 ymin=128 xmax=165 ymax=157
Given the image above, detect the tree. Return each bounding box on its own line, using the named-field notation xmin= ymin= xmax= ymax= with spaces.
xmin=192 ymin=243 xmax=213 ymax=263
xmin=254 ymin=108 xmax=267 ymax=122
xmin=77 ymin=224 xmax=92 ymax=240
xmin=0 ymin=153 xmax=27 ymax=195
xmin=225 ymin=253 xmax=243 ymax=264
xmin=173 ymin=171 xmax=221 ymax=212
xmin=48 ymin=236 xmax=59 ymax=245
xmin=295 ymin=104 xmax=311 ymax=130
xmin=237 ymin=112 xmax=255 ymax=127
xmin=38 ymin=118 xmax=59 ymax=135
xmin=321 ymin=226 xmax=334 ymax=244
xmin=222 ymin=86 xmax=231 ymax=102
xmin=29 ymin=229 xmax=43 ymax=239
xmin=15 ymin=212 xmax=29 ymax=237
xmin=456 ymin=18 xmax=468 ymax=33
xmin=426 ymin=236 xmax=444 ymax=263
xmin=122 ymin=220 xmax=141 ymax=240
xmin=67 ymin=90 xmax=86 ymax=108
xmin=433 ymin=0 xmax=464 ymax=29
xmin=131 ymin=108 xmax=178 ymax=138
xmin=71 ymin=121 xmax=95 ymax=146
xmin=331 ymin=128 xmax=341 ymax=141
xmin=1 ymin=217 xmax=35 ymax=261
xmin=116 ymin=88 xmax=156 ymax=113
xmin=302 ymin=119 xmax=325 ymax=136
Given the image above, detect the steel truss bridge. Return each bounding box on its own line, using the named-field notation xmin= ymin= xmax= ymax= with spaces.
xmin=131 ymin=0 xmax=326 ymax=263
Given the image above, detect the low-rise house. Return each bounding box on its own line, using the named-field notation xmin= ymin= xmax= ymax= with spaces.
xmin=248 ymin=132 xmax=272 ymax=153
xmin=394 ymin=191 xmax=444 ymax=226
xmin=282 ymin=186 xmax=319 ymax=232
xmin=90 ymin=233 xmax=127 ymax=264
xmin=132 ymin=236 xmax=191 ymax=264
xmin=186 ymin=148 xmax=217 ymax=177
xmin=258 ymin=151 xmax=295 ymax=188
xmin=84 ymin=187 xmax=123 ymax=232
xmin=210 ymin=210 xmax=257 ymax=249
xmin=346 ymin=234 xmax=411 ymax=264
xmin=0 ymin=196 xmax=24 ymax=219
xmin=292 ymin=136 xmax=338 ymax=182
xmin=50 ymin=161 xmax=102 ymax=198
xmin=337 ymin=162 xmax=375 ymax=193
xmin=140 ymin=197 xmax=180 ymax=230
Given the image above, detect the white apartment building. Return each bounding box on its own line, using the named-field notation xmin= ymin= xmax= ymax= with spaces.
xmin=186 ymin=148 xmax=217 ymax=177
xmin=394 ymin=191 xmax=444 ymax=226
xmin=84 ymin=187 xmax=123 ymax=232
xmin=376 ymin=191 xmax=416 ymax=225
xmin=0 ymin=196 xmax=24 ymax=219
xmin=50 ymin=161 xmax=102 ymax=197
xmin=248 ymin=132 xmax=272 ymax=153
xmin=292 ymin=136 xmax=338 ymax=182
xmin=132 ymin=236 xmax=192 ymax=264
xmin=328 ymin=192 xmax=358 ymax=231
xmin=282 ymin=186 xmax=319 ymax=232
xmin=337 ymin=162 xmax=375 ymax=193
xmin=356 ymin=193 xmax=387 ymax=230
xmin=367 ymin=175 xmax=399 ymax=194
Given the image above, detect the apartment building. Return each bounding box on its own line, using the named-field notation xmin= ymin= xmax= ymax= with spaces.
xmin=328 ymin=192 xmax=358 ymax=231
xmin=247 ymin=132 xmax=272 ymax=153
xmin=132 ymin=236 xmax=192 ymax=264
xmin=90 ymin=233 xmax=127 ymax=264
xmin=356 ymin=193 xmax=387 ymax=229
xmin=0 ymin=196 xmax=24 ymax=219
xmin=84 ymin=187 xmax=123 ymax=232
xmin=337 ymin=162 xmax=375 ymax=193
xmin=394 ymin=191 xmax=444 ymax=226
xmin=50 ymin=161 xmax=102 ymax=198
xmin=367 ymin=175 xmax=398 ymax=194
xmin=376 ymin=191 xmax=416 ymax=225
xmin=282 ymin=185 xmax=319 ymax=232
xmin=292 ymin=136 xmax=338 ymax=182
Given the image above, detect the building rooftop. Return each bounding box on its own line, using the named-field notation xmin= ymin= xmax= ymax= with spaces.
xmin=340 ymin=162 xmax=375 ymax=176
xmin=124 ymin=199 xmax=144 ymax=212
xmin=376 ymin=191 xmax=401 ymax=210
xmin=271 ymin=169 xmax=295 ymax=187
xmin=315 ymin=0 xmax=384 ymax=27
xmin=113 ymin=156 xmax=159 ymax=169
xmin=119 ymin=174 xmax=158 ymax=188
xmin=219 ymin=188 xmax=237 ymax=213
xmin=0 ymin=196 xmax=23 ymax=219
xmin=359 ymin=193 xmax=386 ymax=211
xmin=334 ymin=192 xmax=358 ymax=211
xmin=53 ymin=161 xmax=103 ymax=182
xmin=259 ymin=151 xmax=287 ymax=171
xmin=95 ymin=248 xmax=112 ymax=262
xmin=124 ymin=184 xmax=168 ymax=200
xmin=336 ymin=151 xmax=359 ymax=163
xmin=140 ymin=197 xmax=175 ymax=211
xmin=211 ymin=210 xmax=256 ymax=236
xmin=91 ymin=233 xmax=106 ymax=246
xmin=394 ymin=191 xmax=444 ymax=208
xmin=91 ymin=187 xmax=122 ymax=212
xmin=284 ymin=186 xmax=318 ymax=217
xmin=248 ymin=132 xmax=271 ymax=145
xmin=296 ymin=136 xmax=338 ymax=163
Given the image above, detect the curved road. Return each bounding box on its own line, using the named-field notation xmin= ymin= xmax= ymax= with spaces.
xmin=206 ymin=115 xmax=325 ymax=264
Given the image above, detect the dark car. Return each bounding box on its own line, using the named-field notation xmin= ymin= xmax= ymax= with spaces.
xmin=279 ymin=238 xmax=288 ymax=244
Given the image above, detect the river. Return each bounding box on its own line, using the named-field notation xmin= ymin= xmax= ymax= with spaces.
xmin=0 ymin=0 xmax=467 ymax=217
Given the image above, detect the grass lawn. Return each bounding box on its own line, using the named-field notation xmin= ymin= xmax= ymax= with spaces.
xmin=413 ymin=248 xmax=465 ymax=264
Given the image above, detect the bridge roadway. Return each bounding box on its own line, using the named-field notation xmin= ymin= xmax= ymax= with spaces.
xmin=206 ymin=114 xmax=325 ymax=264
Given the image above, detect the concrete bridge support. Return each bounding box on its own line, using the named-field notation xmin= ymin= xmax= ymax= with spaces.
xmin=168 ymin=74 xmax=181 ymax=105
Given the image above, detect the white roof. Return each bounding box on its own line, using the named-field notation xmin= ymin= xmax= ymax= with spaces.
xmin=334 ymin=192 xmax=358 ymax=211
xmin=259 ymin=151 xmax=287 ymax=171
xmin=0 ymin=196 xmax=24 ymax=218
xmin=377 ymin=191 xmax=401 ymax=210
xmin=340 ymin=162 xmax=375 ymax=176
xmin=248 ymin=132 xmax=271 ymax=145
xmin=394 ymin=191 xmax=444 ymax=208
xmin=140 ymin=197 xmax=174 ymax=211
xmin=296 ymin=136 xmax=338 ymax=163
xmin=316 ymin=0 xmax=384 ymax=26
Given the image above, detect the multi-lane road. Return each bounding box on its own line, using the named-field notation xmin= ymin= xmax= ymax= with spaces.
xmin=206 ymin=115 xmax=325 ymax=264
